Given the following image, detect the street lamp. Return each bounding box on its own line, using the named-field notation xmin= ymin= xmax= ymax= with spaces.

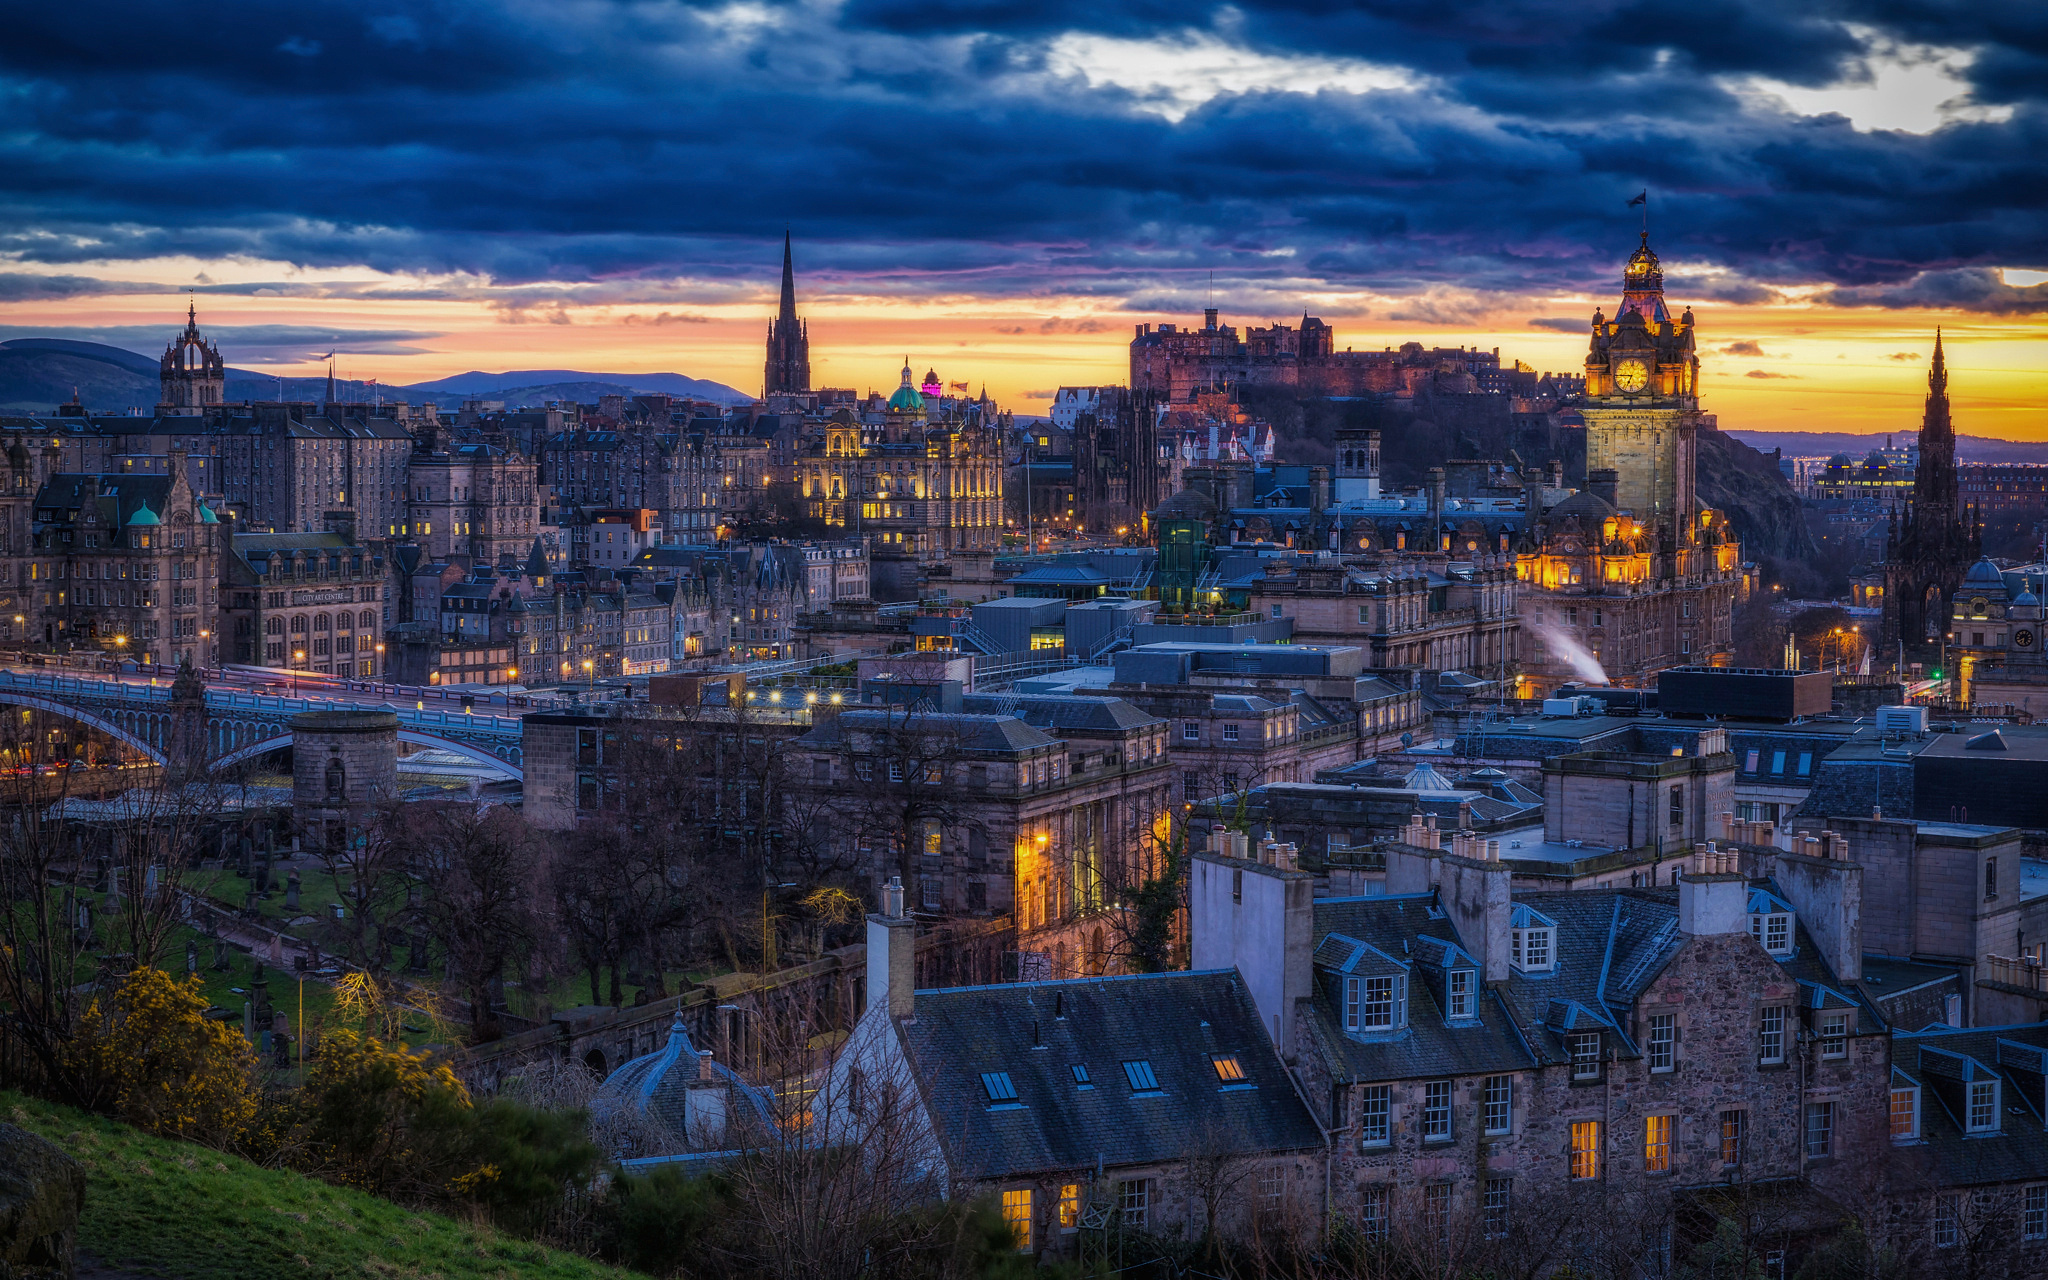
xmin=582 ymin=659 xmax=594 ymax=687
xmin=292 ymin=650 xmax=304 ymax=695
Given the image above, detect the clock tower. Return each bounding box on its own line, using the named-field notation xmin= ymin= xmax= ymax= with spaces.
xmin=1579 ymin=233 xmax=1702 ymax=574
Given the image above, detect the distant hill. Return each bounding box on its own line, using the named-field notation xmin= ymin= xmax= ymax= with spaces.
xmin=1729 ymin=429 xmax=2048 ymax=465
xmin=0 ymin=339 xmax=752 ymax=414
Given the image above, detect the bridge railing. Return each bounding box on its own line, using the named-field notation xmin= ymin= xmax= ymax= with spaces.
xmin=0 ymin=670 xmax=523 ymax=735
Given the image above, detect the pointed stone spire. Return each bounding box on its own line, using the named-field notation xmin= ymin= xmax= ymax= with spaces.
xmin=778 ymin=230 xmax=798 ymax=329
xmin=1930 ymin=326 xmax=1947 ymax=397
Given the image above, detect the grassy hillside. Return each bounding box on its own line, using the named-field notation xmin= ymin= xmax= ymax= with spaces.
xmin=2 ymin=1092 xmax=642 ymax=1280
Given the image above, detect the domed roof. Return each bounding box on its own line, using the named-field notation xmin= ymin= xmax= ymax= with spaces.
xmin=1153 ymin=486 xmax=1218 ymax=524
xmin=1546 ymin=489 xmax=1617 ymax=524
xmin=592 ymin=1014 xmax=775 ymax=1146
xmin=196 ymin=503 xmax=219 ymax=524
xmin=126 ymin=504 xmax=160 ymax=527
xmin=886 ymin=382 xmax=924 ymax=413
xmin=2012 ymin=586 xmax=2040 ymax=615
xmin=1401 ymin=762 xmax=1456 ymax=793
xmin=1965 ymin=556 xmax=2005 ymax=587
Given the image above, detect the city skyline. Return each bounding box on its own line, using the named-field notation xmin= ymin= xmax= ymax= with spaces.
xmin=1 ymin=2 xmax=2044 ymax=435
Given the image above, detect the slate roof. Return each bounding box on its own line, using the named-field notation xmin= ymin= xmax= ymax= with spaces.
xmin=958 ymin=693 xmax=1161 ymax=733
xmin=898 ymin=970 xmax=1325 ymax=1181
xmin=1305 ymin=895 xmax=1539 ymax=1083
xmin=796 ymin=708 xmax=1057 ymax=754
xmin=1892 ymin=1023 xmax=2048 ymax=1188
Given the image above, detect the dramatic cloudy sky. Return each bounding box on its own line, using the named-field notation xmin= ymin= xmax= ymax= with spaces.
xmin=2 ymin=0 xmax=2045 ymax=434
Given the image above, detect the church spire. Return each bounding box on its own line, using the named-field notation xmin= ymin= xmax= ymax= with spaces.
xmin=779 ymin=230 xmax=798 ymax=329
xmin=1930 ymin=326 xmax=1947 ymax=397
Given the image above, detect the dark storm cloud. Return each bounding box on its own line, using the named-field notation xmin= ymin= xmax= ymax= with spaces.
xmin=0 ymin=324 xmax=442 ymax=363
xmin=0 ymin=1 xmax=2042 ymax=313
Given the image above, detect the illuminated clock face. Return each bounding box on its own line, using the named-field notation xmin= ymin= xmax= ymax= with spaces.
xmin=1614 ymin=359 xmax=1649 ymax=393
xmin=2017 ymin=628 xmax=2035 ymax=649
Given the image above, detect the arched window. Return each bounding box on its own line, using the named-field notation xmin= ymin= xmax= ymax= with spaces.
xmin=313 ymin=614 xmax=331 ymax=632
xmin=265 ymin=617 xmax=283 ymax=636
xmin=325 ymin=756 xmax=345 ymax=801
xmin=290 ymin=615 xmax=308 ymax=634
xmin=359 ymin=609 xmax=375 ymax=629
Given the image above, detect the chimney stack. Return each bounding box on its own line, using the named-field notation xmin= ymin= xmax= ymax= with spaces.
xmin=866 ymin=874 xmax=916 ymax=1019
xmin=1678 ymin=844 xmax=1748 ymax=936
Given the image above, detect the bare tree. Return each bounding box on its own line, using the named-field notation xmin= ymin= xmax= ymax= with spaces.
xmin=397 ymin=799 xmax=547 ymax=1042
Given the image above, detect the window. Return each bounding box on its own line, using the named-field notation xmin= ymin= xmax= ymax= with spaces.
xmin=855 ymin=759 xmax=873 ymax=782
xmin=1720 ymin=1110 xmax=1745 ymax=1166
xmin=1002 ymin=1189 xmax=1032 ymax=1251
xmin=1483 ymin=1179 xmax=1510 ymax=1239
xmin=1182 ymin=770 xmax=1200 ymax=801
xmin=1890 ymin=1087 xmax=1919 ymax=1141
xmin=1745 ymin=749 xmax=1760 ymax=772
xmin=1359 ymin=1085 xmax=1391 ymax=1147
xmin=1344 ymin=977 xmax=1359 ymax=1031
xmin=1820 ymin=1013 xmax=1847 ymax=1059
xmin=1934 ymin=1194 xmax=1959 ymax=1248
xmin=1071 ymin=1064 xmax=1091 ymax=1089
xmin=1797 ymin=751 xmax=1813 ymax=776
xmin=1424 ymin=1183 xmax=1451 ymax=1243
xmin=1258 ymin=1167 xmax=1285 ymax=1206
xmin=1759 ymin=1006 xmax=1786 ymax=1064
xmin=1483 ymin=1075 xmax=1512 ymax=1134
xmin=1212 ymin=1055 xmax=1245 ymax=1083
xmin=1571 ymin=1032 xmax=1602 ymax=1080
xmin=1512 ymin=926 xmax=1553 ymax=972
xmin=1222 ymin=722 xmax=1239 ymax=741
xmin=1423 ymin=1080 xmax=1452 ymax=1141
xmin=1969 ymin=1079 xmax=1999 ymax=1133
xmin=1570 ymin=1121 xmax=1600 ymax=1179
xmin=1449 ymin=969 xmax=1473 ymax=1018
xmin=888 ymin=760 xmax=905 ymax=782
xmin=2025 ymin=1186 xmax=2046 ymax=1241
xmin=1764 ymin=914 xmax=1790 ymax=954
xmin=1645 ymin=1114 xmax=1672 ymax=1173
xmin=1771 ymin=750 xmax=1786 ymax=774
xmin=1360 ymin=1186 xmax=1389 ymax=1241
xmin=1059 ymin=1183 xmax=1081 ymax=1230
xmin=1118 ymin=1179 xmax=1150 ymax=1229
xmin=1668 ymin=783 xmax=1683 ymax=828
xmin=1805 ymin=1101 xmax=1834 ymax=1158
xmin=1987 ymin=856 xmax=1999 ymax=901
xmin=1182 ymin=721 xmax=1201 ymax=742
xmin=1648 ymin=1013 xmax=1675 ymax=1072
xmin=1361 ymin=976 xmax=1397 ymax=1029
xmin=1122 ymin=1060 xmax=1160 ymax=1093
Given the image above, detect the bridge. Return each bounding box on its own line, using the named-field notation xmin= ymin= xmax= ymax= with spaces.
xmin=0 ymin=669 xmax=526 ymax=779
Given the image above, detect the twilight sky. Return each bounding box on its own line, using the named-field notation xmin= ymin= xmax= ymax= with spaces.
xmin=2 ymin=1 xmax=2045 ymax=437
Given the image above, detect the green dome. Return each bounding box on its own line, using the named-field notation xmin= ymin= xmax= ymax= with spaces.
xmin=126 ymin=504 xmax=160 ymax=527
xmin=886 ymin=383 xmax=924 ymax=412
xmin=196 ymin=504 xmax=219 ymax=524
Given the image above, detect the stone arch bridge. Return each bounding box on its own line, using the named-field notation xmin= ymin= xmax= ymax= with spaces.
xmin=0 ymin=671 xmax=524 ymax=779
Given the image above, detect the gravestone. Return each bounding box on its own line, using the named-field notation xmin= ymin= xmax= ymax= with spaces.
xmin=185 ymin=940 xmax=198 ymax=974
xmin=210 ymin=936 xmax=232 ymax=971
xmin=284 ymin=871 xmax=300 ymax=911
xmin=237 ymin=835 xmax=253 ymax=878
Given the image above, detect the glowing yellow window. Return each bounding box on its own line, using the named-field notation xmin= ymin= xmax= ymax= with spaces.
xmin=1002 ymin=1188 xmax=1033 ymax=1251
xmin=1058 ymin=1183 xmax=1081 ymax=1229
xmin=1644 ymin=1115 xmax=1671 ymax=1173
xmin=1212 ymin=1054 xmax=1246 ymax=1083
xmin=1571 ymin=1120 xmax=1600 ymax=1180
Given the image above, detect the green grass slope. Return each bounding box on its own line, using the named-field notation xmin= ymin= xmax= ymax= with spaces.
xmin=2 ymin=1092 xmax=643 ymax=1280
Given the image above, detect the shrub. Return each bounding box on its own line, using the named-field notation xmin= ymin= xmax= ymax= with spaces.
xmin=600 ymin=1165 xmax=730 ymax=1276
xmin=294 ymin=1028 xmax=473 ymax=1195
xmin=66 ymin=966 xmax=260 ymax=1147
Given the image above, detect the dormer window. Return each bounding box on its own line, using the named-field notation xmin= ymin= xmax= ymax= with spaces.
xmin=1968 ymin=1079 xmax=2000 ymax=1134
xmin=1570 ymin=1031 xmax=1602 ymax=1080
xmin=1747 ymin=912 xmax=1792 ymax=954
xmin=1512 ymin=926 xmax=1554 ymax=972
xmin=1448 ymin=969 xmax=1474 ymax=1019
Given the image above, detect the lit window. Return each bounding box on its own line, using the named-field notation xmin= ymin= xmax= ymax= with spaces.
xmin=1212 ymin=1055 xmax=1245 ymax=1083
xmin=1002 ymin=1188 xmax=1033 ymax=1251
xmin=1449 ymin=969 xmax=1473 ymax=1018
xmin=1058 ymin=1183 xmax=1081 ymax=1230
xmin=1890 ymin=1087 xmax=1919 ymax=1141
xmin=1482 ymin=1075 xmax=1511 ymax=1134
xmin=1648 ymin=1013 xmax=1675 ymax=1072
xmin=1820 ymin=1013 xmax=1847 ymax=1059
xmin=1423 ymin=1080 xmax=1452 ymax=1141
xmin=1571 ymin=1031 xmax=1602 ymax=1080
xmin=1969 ymin=1079 xmax=1999 ymax=1133
xmin=1570 ymin=1121 xmax=1600 ymax=1179
xmin=1805 ymin=1101 xmax=1833 ymax=1158
xmin=1759 ymin=1007 xmax=1786 ymax=1064
xmin=1359 ymin=1084 xmax=1391 ymax=1147
xmin=1645 ymin=1114 xmax=1671 ymax=1173
xmin=1720 ymin=1110 xmax=1745 ymax=1166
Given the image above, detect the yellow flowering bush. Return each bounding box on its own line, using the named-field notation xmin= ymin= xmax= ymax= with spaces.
xmin=66 ymin=966 xmax=260 ymax=1148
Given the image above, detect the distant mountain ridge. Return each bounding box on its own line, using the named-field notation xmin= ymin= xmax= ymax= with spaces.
xmin=1729 ymin=429 xmax=2048 ymax=465
xmin=0 ymin=339 xmax=752 ymax=413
